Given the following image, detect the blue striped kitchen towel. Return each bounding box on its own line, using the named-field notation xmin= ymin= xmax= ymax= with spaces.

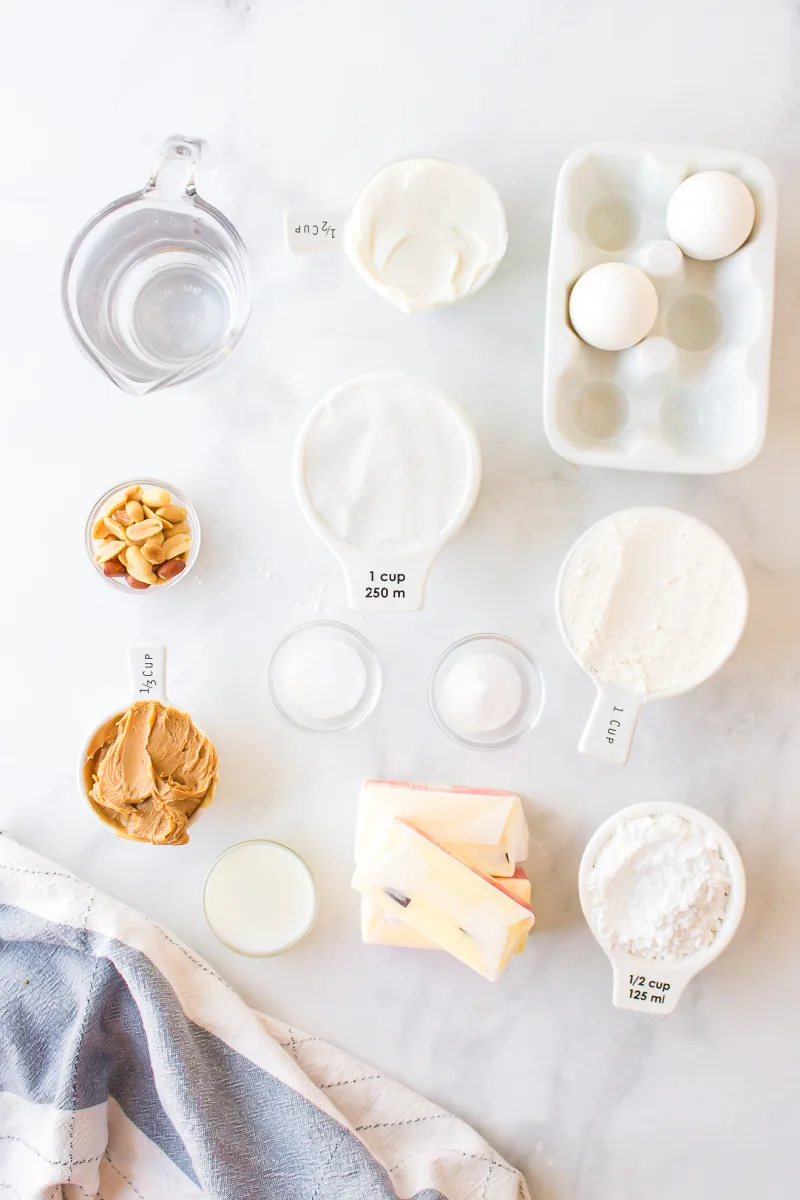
xmin=0 ymin=834 xmax=528 ymax=1200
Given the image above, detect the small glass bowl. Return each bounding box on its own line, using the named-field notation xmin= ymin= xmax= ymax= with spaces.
xmin=203 ymin=840 xmax=318 ymax=957
xmin=429 ymin=633 xmax=545 ymax=750
xmin=268 ymin=621 xmax=382 ymax=733
xmin=86 ymin=477 xmax=200 ymax=593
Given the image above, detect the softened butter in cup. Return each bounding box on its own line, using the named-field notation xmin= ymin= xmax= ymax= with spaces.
xmin=440 ymin=652 xmax=523 ymax=734
xmin=282 ymin=637 xmax=367 ymax=721
xmin=303 ymin=373 xmax=476 ymax=555
xmin=560 ymin=508 xmax=747 ymax=695
xmin=204 ymin=841 xmax=317 ymax=956
xmin=344 ymin=158 xmax=508 ymax=312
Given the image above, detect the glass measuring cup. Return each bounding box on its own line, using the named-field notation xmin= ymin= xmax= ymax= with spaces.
xmin=62 ymin=136 xmax=252 ymax=394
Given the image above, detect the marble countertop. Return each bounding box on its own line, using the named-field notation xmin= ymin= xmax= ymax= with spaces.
xmin=3 ymin=1 xmax=800 ymax=1196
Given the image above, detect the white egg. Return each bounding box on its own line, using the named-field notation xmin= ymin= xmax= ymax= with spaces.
xmin=569 ymin=262 xmax=659 ymax=352
xmin=666 ymin=170 xmax=755 ymax=261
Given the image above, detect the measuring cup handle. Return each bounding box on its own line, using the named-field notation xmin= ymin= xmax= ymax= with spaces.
xmin=147 ymin=136 xmax=204 ymax=200
xmin=129 ymin=646 xmax=168 ymax=704
xmin=579 ymin=682 xmax=642 ymax=765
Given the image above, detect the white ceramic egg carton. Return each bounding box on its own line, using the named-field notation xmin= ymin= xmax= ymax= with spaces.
xmin=543 ymin=144 xmax=777 ymax=474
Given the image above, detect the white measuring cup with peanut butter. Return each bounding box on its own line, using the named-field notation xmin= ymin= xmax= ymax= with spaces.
xmin=79 ymin=646 xmax=218 ymax=846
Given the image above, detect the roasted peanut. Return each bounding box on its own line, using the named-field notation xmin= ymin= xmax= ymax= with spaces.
xmin=104 ymin=486 xmax=137 ymax=516
xmin=144 ymin=503 xmax=171 ymax=529
xmin=125 ymin=500 xmax=145 ymax=523
xmin=157 ymin=558 xmax=186 ymax=580
xmin=162 ymin=533 xmax=191 ymax=560
xmin=95 ymin=539 xmax=127 ymax=563
xmin=92 ymin=484 xmax=192 ymax=587
xmin=142 ymin=542 xmax=166 ymax=565
xmin=155 ymin=505 xmax=186 ymax=524
xmin=126 ymin=518 xmax=163 ymax=544
xmin=125 ymin=544 xmax=157 ymax=585
xmin=141 ymin=486 xmax=171 ymax=508
xmin=103 ymin=516 xmax=127 ymax=540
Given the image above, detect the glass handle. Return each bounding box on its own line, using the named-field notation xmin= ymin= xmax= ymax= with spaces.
xmin=147 ymin=135 xmax=204 ymax=200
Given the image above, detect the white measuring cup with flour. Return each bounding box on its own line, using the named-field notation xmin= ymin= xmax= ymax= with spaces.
xmin=578 ymin=801 xmax=746 ymax=1014
xmin=556 ymin=507 xmax=748 ymax=765
xmin=294 ymin=372 xmax=481 ymax=612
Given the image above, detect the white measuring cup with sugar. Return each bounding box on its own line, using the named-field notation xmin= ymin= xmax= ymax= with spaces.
xmin=556 ymin=507 xmax=748 ymax=765
xmin=79 ymin=646 xmax=216 ymax=836
xmin=294 ymin=372 xmax=482 ymax=612
xmin=578 ymin=801 xmax=746 ymax=1014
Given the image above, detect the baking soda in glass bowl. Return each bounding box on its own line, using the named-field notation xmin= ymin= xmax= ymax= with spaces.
xmin=429 ymin=634 xmax=544 ymax=750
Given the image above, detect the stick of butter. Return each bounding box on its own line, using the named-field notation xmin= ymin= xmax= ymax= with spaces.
xmin=352 ymin=820 xmax=535 ymax=981
xmin=361 ymin=867 xmax=532 ymax=954
xmin=355 ymin=780 xmax=529 ymax=877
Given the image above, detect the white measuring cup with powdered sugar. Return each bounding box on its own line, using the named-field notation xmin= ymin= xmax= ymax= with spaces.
xmin=556 ymin=507 xmax=748 ymax=765
xmin=294 ymin=372 xmax=481 ymax=612
xmin=578 ymin=801 xmax=746 ymax=1014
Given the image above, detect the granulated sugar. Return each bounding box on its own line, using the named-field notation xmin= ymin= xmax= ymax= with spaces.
xmin=585 ymin=813 xmax=731 ymax=960
xmin=302 ymin=373 xmax=474 ymax=555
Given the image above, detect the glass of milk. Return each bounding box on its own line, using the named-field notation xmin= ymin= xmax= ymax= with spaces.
xmin=203 ymin=840 xmax=318 ymax=957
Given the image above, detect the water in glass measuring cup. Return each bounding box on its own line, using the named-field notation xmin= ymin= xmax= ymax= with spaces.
xmin=63 ymin=136 xmax=251 ymax=394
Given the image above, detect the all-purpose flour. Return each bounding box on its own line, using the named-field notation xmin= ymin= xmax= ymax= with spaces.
xmin=302 ymin=373 xmax=476 ymax=555
xmin=585 ymin=813 xmax=731 ymax=960
xmin=559 ymin=508 xmax=748 ymax=695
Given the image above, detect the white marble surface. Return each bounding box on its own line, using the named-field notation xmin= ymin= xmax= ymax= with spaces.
xmin=2 ymin=1 xmax=800 ymax=1196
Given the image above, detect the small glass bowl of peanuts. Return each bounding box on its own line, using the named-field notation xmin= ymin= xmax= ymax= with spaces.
xmin=86 ymin=478 xmax=200 ymax=593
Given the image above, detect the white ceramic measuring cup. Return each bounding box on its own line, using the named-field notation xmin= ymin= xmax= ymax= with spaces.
xmin=578 ymin=801 xmax=746 ymax=1015
xmin=555 ymin=507 xmax=748 ymax=765
xmin=79 ymin=646 xmax=216 ymax=837
xmin=283 ymin=155 xmax=507 ymax=312
xmin=294 ymin=372 xmax=482 ymax=612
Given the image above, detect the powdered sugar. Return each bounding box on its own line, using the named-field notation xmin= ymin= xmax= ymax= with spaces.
xmin=585 ymin=813 xmax=731 ymax=960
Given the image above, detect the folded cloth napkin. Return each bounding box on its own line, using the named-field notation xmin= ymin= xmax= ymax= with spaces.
xmin=0 ymin=834 xmax=529 ymax=1200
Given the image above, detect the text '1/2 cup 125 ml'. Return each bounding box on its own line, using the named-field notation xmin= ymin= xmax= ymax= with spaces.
xmin=294 ymin=372 xmax=482 ymax=612
xmin=62 ymin=135 xmax=252 ymax=394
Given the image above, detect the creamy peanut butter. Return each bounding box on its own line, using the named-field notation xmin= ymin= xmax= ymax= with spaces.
xmin=84 ymin=701 xmax=218 ymax=845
